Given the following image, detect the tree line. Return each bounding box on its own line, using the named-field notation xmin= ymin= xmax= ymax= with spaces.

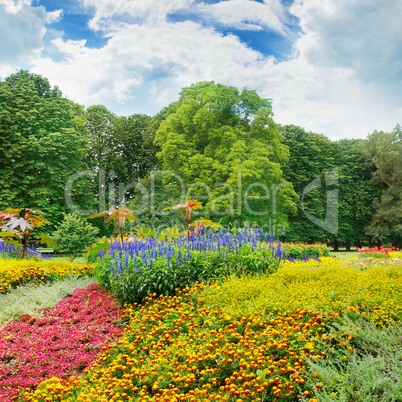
xmin=0 ymin=70 xmax=400 ymax=248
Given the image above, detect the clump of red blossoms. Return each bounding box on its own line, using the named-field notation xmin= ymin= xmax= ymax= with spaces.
xmin=0 ymin=283 xmax=124 ymax=401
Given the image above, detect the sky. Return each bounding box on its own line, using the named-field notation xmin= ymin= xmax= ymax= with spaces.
xmin=0 ymin=0 xmax=401 ymax=140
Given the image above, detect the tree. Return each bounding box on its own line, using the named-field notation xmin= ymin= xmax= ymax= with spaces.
xmin=109 ymin=114 xmax=160 ymax=202
xmin=0 ymin=70 xmax=91 ymax=229
xmin=85 ymin=108 xmax=160 ymax=208
xmin=52 ymin=213 xmax=99 ymax=261
xmin=280 ymin=125 xmax=336 ymax=243
xmin=361 ymin=125 xmax=402 ymax=247
xmin=85 ymin=105 xmax=116 ymax=172
xmin=153 ymin=82 xmax=297 ymax=229
xmin=281 ymin=126 xmax=378 ymax=248
xmin=332 ymin=139 xmax=378 ymax=249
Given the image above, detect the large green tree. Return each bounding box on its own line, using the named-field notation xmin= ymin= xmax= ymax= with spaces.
xmin=281 ymin=126 xmax=378 ymax=248
xmin=109 ymin=114 xmax=160 ymax=201
xmin=85 ymin=107 xmax=160 ymax=205
xmin=153 ymin=81 xmax=297 ymax=228
xmin=280 ymin=125 xmax=336 ymax=242
xmin=0 ymin=70 xmax=90 ymax=228
xmin=361 ymin=125 xmax=402 ymax=247
xmin=331 ymin=139 xmax=378 ymax=249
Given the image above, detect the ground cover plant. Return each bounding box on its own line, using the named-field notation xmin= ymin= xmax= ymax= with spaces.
xmin=0 ymin=284 xmax=124 ymax=401
xmin=0 ymin=259 xmax=93 ymax=293
xmin=94 ymin=228 xmax=283 ymax=305
xmin=2 ymin=234 xmax=400 ymax=402
xmin=306 ymin=316 xmax=402 ymax=401
xmin=0 ymin=276 xmax=97 ymax=324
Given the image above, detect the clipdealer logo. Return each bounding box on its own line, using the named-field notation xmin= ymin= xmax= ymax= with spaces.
xmin=301 ymin=168 xmax=339 ymax=235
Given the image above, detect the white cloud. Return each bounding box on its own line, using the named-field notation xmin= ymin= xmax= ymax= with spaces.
xmin=2 ymin=0 xmax=400 ymax=140
xmin=291 ymin=0 xmax=402 ymax=86
xmin=80 ymin=0 xmax=195 ymax=29
xmin=46 ymin=9 xmax=63 ymax=24
xmin=31 ymin=20 xmax=265 ymax=112
xmin=0 ymin=1 xmax=46 ymax=66
xmin=198 ymin=0 xmax=287 ymax=34
xmin=0 ymin=0 xmax=32 ymax=14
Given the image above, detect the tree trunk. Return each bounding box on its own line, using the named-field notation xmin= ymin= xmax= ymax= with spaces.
xmin=355 ymin=240 xmax=362 ymax=249
xmin=333 ymin=240 xmax=339 ymax=252
xmin=345 ymin=242 xmax=351 ymax=252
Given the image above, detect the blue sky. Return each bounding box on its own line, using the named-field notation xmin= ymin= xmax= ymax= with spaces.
xmin=1 ymin=0 xmax=401 ymax=139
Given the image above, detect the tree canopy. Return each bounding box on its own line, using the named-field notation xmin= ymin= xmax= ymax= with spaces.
xmin=361 ymin=125 xmax=402 ymax=246
xmin=153 ymin=81 xmax=297 ymax=228
xmin=0 ymin=70 xmax=89 ymax=229
xmin=0 ymin=70 xmax=400 ymax=246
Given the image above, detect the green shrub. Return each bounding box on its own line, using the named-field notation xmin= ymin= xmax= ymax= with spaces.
xmin=95 ymin=245 xmax=280 ymax=305
xmin=52 ymin=213 xmax=99 ymax=261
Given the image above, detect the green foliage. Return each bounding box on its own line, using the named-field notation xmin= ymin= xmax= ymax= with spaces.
xmin=95 ymin=245 xmax=280 ymax=305
xmin=281 ymin=125 xmax=379 ymax=247
xmin=0 ymin=276 xmax=97 ymax=324
xmin=85 ymin=107 xmax=160 ymax=210
xmin=52 ymin=213 xmax=99 ymax=261
xmin=128 ymin=172 xmax=185 ymax=232
xmin=361 ymin=125 xmax=402 ymax=247
xmin=281 ymin=242 xmax=331 ymax=259
xmin=280 ymin=125 xmax=336 ymax=242
xmin=307 ymin=317 xmax=402 ymax=401
xmin=332 ymin=139 xmax=379 ymax=246
xmin=153 ymin=81 xmax=297 ymax=227
xmin=0 ymin=70 xmax=91 ymax=229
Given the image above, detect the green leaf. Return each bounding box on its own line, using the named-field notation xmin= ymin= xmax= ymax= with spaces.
xmin=0 ymin=231 xmax=17 ymax=238
xmin=40 ymin=233 xmax=59 ymax=250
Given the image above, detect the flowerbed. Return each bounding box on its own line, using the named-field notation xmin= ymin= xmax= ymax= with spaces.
xmin=20 ymin=284 xmax=350 ymax=402
xmin=0 ymin=243 xmax=51 ymax=260
xmin=0 ymin=284 xmax=123 ymax=401
xmin=95 ymin=229 xmax=283 ymax=305
xmin=357 ymin=246 xmax=401 ymax=259
xmin=201 ymin=257 xmax=402 ymax=326
xmin=0 ymin=259 xmax=93 ymax=293
xmin=280 ymin=243 xmax=330 ymax=260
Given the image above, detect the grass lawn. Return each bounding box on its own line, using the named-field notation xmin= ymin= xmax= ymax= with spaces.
xmin=331 ymin=250 xmax=360 ymax=260
xmin=51 ymin=255 xmax=87 ymax=264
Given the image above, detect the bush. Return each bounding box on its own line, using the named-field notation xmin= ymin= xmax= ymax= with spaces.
xmin=94 ymin=228 xmax=282 ymax=305
xmin=52 ymin=213 xmax=99 ymax=261
xmin=281 ymin=242 xmax=330 ymax=259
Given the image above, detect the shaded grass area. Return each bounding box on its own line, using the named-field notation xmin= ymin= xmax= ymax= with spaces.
xmin=0 ymin=276 xmax=97 ymax=325
xmin=331 ymin=251 xmax=360 ymax=260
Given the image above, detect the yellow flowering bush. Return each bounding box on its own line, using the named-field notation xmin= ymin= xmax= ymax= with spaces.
xmin=0 ymin=259 xmax=93 ymax=293
xmin=201 ymin=258 xmax=402 ymax=326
